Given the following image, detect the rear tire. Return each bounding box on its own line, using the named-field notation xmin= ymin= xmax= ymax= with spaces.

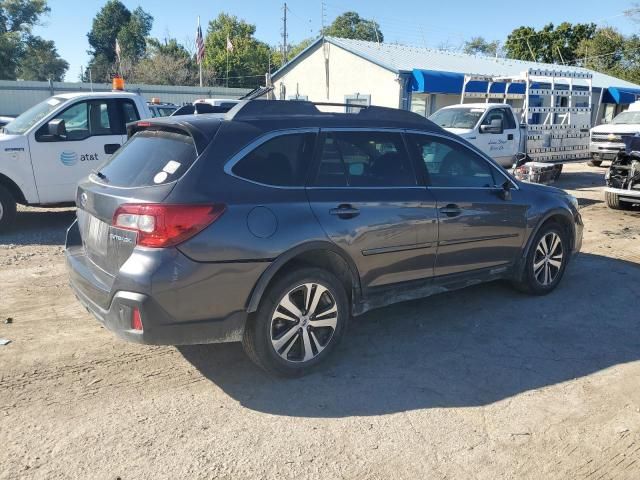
xmin=588 ymin=159 xmax=602 ymax=167
xmin=605 ymin=191 xmax=632 ymax=210
xmin=243 ymin=267 xmax=349 ymax=377
xmin=0 ymin=185 xmax=17 ymax=232
xmin=513 ymin=222 xmax=569 ymax=295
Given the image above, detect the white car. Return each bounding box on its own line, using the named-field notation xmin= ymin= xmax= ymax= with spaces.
xmin=429 ymin=103 xmax=521 ymax=168
xmin=0 ymin=91 xmax=151 ymax=230
xmin=589 ymin=103 xmax=640 ymax=167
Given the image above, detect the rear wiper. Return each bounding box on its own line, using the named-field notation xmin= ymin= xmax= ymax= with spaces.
xmin=92 ymin=170 xmax=109 ymax=182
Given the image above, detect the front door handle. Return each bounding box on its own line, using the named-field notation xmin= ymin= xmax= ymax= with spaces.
xmin=329 ymin=204 xmax=360 ymax=219
xmin=439 ymin=204 xmax=462 ymax=217
xmin=507 ymin=134 xmax=514 ymax=140
xmin=104 ymin=143 xmax=120 ymax=154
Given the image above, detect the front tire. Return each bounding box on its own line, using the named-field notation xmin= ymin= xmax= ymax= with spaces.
xmin=513 ymin=222 xmax=569 ymax=295
xmin=605 ymin=191 xmax=632 ymax=210
xmin=0 ymin=185 xmax=17 ymax=232
xmin=243 ymin=267 xmax=349 ymax=377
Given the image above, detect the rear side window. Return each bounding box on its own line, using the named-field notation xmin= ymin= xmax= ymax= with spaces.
xmin=314 ymin=131 xmax=416 ymax=187
xmin=96 ymin=130 xmax=197 ymax=187
xmin=232 ymin=133 xmax=315 ymax=186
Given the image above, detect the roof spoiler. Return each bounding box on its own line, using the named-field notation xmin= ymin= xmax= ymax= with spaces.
xmin=126 ymin=120 xmax=211 ymax=154
xmin=225 ymin=100 xmax=430 ymax=125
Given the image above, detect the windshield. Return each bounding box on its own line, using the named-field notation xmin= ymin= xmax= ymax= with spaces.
xmin=611 ymin=111 xmax=640 ymax=125
xmin=429 ymin=108 xmax=484 ymax=129
xmin=3 ymin=96 xmax=67 ymax=135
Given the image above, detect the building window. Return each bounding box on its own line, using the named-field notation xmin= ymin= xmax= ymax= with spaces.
xmin=344 ymin=93 xmax=371 ymax=113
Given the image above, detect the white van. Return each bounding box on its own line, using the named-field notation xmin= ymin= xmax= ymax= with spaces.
xmin=0 ymin=91 xmax=151 ymax=230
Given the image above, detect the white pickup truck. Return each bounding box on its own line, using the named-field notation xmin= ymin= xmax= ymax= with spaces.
xmin=589 ymin=102 xmax=640 ymax=167
xmin=0 ymin=91 xmax=151 ymax=230
xmin=429 ymin=103 xmax=521 ymax=168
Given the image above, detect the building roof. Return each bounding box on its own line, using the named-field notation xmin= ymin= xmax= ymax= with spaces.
xmin=273 ymin=36 xmax=640 ymax=90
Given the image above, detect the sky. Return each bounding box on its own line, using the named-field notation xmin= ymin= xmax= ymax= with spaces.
xmin=33 ymin=0 xmax=640 ymax=81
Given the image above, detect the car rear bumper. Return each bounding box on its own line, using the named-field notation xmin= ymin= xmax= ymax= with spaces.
xmin=65 ymin=221 xmax=269 ymax=345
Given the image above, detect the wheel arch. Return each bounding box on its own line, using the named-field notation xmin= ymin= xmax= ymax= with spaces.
xmin=0 ymin=173 xmax=27 ymax=204
xmin=517 ymin=209 xmax=576 ymax=276
xmin=246 ymin=241 xmax=362 ymax=314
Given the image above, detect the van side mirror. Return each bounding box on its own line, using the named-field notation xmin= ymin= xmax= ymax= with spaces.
xmin=480 ymin=118 xmax=503 ymax=134
xmin=48 ymin=118 xmax=67 ymax=138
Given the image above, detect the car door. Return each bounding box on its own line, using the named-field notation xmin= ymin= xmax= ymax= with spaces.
xmin=406 ymin=133 xmax=528 ymax=278
xmin=477 ymin=107 xmax=519 ymax=167
xmin=28 ymin=99 xmax=127 ymax=204
xmin=306 ymin=129 xmax=438 ymax=288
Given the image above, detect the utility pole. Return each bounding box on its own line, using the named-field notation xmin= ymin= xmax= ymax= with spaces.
xmin=282 ymin=3 xmax=289 ymax=64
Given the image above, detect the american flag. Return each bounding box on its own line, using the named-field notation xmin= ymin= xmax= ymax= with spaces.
xmin=195 ymin=20 xmax=205 ymax=64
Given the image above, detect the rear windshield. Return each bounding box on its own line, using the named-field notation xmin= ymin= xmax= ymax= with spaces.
xmin=95 ymin=130 xmax=197 ymax=187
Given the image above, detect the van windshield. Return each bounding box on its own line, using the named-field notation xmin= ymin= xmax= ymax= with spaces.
xmin=611 ymin=111 xmax=640 ymax=125
xmin=3 ymin=97 xmax=67 ymax=135
xmin=94 ymin=130 xmax=198 ymax=187
xmin=429 ymin=108 xmax=484 ymax=129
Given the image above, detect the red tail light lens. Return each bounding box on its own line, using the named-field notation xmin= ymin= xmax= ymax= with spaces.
xmin=113 ymin=204 xmax=226 ymax=247
xmin=131 ymin=308 xmax=143 ymax=331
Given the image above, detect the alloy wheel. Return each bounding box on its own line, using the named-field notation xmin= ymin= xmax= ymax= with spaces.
xmin=533 ymin=232 xmax=564 ymax=286
xmin=270 ymin=283 xmax=338 ymax=363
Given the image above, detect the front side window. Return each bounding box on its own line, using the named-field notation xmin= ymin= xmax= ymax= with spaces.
xmin=36 ymin=100 xmax=117 ymax=141
xmin=232 ymin=133 xmax=315 ymax=187
xmin=315 ymin=131 xmax=416 ymax=187
xmin=481 ymin=108 xmax=516 ymax=130
xmin=408 ymin=134 xmax=497 ymax=188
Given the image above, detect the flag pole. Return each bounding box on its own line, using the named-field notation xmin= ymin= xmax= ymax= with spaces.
xmin=226 ymin=45 xmax=229 ymax=88
xmin=198 ymin=16 xmax=203 ymax=87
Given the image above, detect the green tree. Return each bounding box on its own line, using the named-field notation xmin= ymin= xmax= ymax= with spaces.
xmin=16 ymin=36 xmax=68 ymax=80
xmin=323 ymin=11 xmax=383 ymax=42
xmin=203 ymin=12 xmax=270 ymax=88
xmin=504 ymin=22 xmax=596 ymax=64
xmin=130 ymin=37 xmax=208 ymax=86
xmin=578 ymin=27 xmax=640 ymax=83
xmin=0 ymin=0 xmax=63 ymax=80
xmin=86 ymin=0 xmax=153 ymax=81
xmin=463 ymin=36 xmax=500 ymax=57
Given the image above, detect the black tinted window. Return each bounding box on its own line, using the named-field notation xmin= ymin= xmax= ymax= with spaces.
xmin=315 ymin=131 xmax=416 ymax=187
xmin=409 ymin=135 xmax=497 ymax=188
xmin=96 ymin=130 xmax=197 ymax=187
xmin=122 ymin=101 xmax=139 ymax=123
xmin=232 ymin=133 xmax=315 ymax=186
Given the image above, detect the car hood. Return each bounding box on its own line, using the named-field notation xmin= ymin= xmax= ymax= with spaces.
xmin=442 ymin=127 xmax=475 ymax=136
xmin=591 ymin=124 xmax=640 ymax=134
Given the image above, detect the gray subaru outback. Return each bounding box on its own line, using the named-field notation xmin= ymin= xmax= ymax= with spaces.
xmin=65 ymin=100 xmax=583 ymax=376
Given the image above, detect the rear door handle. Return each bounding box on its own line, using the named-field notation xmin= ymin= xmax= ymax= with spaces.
xmin=507 ymin=134 xmax=514 ymax=140
xmin=329 ymin=204 xmax=360 ymax=219
xmin=439 ymin=204 xmax=462 ymax=217
xmin=104 ymin=144 xmax=120 ymax=154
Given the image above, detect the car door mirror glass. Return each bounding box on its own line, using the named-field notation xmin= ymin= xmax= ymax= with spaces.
xmin=48 ymin=118 xmax=67 ymax=138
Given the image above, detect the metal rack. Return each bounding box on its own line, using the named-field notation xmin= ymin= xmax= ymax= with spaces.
xmin=522 ymin=68 xmax=593 ymax=162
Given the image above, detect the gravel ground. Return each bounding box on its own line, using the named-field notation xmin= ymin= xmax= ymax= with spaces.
xmin=0 ymin=162 xmax=639 ymax=480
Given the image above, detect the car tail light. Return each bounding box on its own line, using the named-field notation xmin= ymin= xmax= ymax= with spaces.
xmin=113 ymin=204 xmax=226 ymax=247
xmin=131 ymin=308 xmax=143 ymax=331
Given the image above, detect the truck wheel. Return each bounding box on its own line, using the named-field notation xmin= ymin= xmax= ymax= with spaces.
xmin=588 ymin=159 xmax=602 ymax=167
xmin=243 ymin=267 xmax=349 ymax=377
xmin=0 ymin=185 xmax=17 ymax=232
xmin=512 ymin=222 xmax=569 ymax=295
xmin=605 ymin=191 xmax=631 ymax=210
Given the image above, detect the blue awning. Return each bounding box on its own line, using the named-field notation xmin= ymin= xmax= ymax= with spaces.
xmin=410 ymin=69 xmax=526 ymax=95
xmin=602 ymin=86 xmax=640 ymax=104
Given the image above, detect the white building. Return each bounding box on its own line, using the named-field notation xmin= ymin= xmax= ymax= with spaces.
xmin=272 ymin=36 xmax=640 ymax=125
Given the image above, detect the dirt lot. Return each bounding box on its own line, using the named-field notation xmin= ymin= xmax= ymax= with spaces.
xmin=0 ymin=162 xmax=639 ymax=480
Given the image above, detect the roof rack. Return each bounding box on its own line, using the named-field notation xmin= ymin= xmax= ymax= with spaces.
xmin=226 ymin=100 xmax=429 ymax=125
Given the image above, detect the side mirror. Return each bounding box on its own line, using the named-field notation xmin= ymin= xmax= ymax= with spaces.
xmin=497 ymin=180 xmax=513 ymax=201
xmin=48 ymin=118 xmax=67 ymax=137
xmin=480 ymin=118 xmax=504 ymax=134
